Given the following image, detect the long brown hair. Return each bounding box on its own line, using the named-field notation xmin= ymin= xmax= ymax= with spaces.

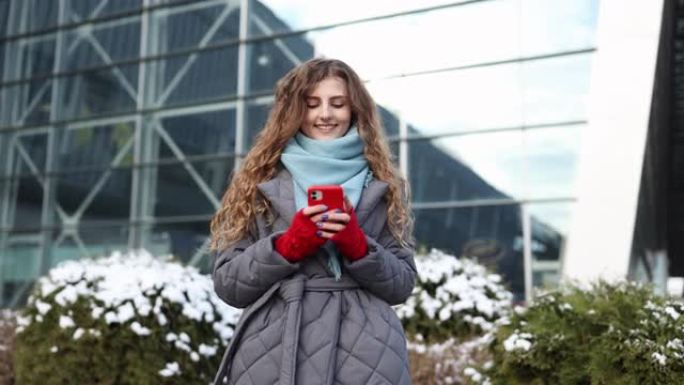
xmin=209 ymin=58 xmax=413 ymax=251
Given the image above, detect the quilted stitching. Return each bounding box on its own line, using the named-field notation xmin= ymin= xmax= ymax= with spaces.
xmin=213 ymin=169 xmax=415 ymax=385
xmin=230 ymin=310 xmax=285 ymax=384
xmin=297 ymin=340 xmax=332 ymax=381
xmin=336 ymin=315 xmax=409 ymax=384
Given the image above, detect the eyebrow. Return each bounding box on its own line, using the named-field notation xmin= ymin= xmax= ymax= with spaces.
xmin=305 ymin=95 xmax=347 ymax=101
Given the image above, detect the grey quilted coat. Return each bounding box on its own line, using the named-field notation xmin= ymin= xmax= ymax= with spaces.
xmin=212 ymin=169 xmax=417 ymax=385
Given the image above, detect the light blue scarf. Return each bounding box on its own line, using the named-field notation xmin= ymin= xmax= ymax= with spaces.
xmin=280 ymin=127 xmax=370 ymax=279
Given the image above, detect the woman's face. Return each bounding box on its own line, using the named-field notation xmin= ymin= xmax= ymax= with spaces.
xmin=300 ymin=76 xmax=352 ymax=140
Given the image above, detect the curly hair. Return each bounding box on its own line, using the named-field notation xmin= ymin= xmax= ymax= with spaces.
xmin=210 ymin=58 xmax=413 ymax=251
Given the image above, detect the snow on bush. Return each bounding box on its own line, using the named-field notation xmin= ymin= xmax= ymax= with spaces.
xmin=395 ymin=249 xmax=513 ymax=343
xmin=482 ymin=281 xmax=684 ymax=385
xmin=408 ymin=334 xmax=495 ymax=385
xmin=13 ymin=250 xmax=240 ymax=385
xmin=396 ymin=249 xmax=513 ymax=385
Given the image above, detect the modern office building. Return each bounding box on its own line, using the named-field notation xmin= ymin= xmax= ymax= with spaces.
xmin=0 ymin=0 xmax=679 ymax=307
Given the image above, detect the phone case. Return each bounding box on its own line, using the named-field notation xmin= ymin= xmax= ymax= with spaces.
xmin=307 ymin=185 xmax=344 ymax=211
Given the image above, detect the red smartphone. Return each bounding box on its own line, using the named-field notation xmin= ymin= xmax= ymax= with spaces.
xmin=307 ymin=185 xmax=344 ymax=212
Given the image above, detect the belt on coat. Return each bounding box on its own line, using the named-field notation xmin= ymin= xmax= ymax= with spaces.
xmin=213 ymin=274 xmax=360 ymax=385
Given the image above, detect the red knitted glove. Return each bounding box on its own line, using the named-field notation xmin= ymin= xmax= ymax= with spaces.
xmin=275 ymin=210 xmax=326 ymax=262
xmin=331 ymin=208 xmax=368 ymax=261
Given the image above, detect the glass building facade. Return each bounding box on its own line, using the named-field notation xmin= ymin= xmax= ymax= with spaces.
xmin=0 ymin=0 xmax=600 ymax=307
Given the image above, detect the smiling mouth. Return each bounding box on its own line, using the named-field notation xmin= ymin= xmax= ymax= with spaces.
xmin=315 ymin=124 xmax=337 ymax=130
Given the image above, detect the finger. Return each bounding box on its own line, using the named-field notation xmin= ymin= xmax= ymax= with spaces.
xmin=311 ymin=209 xmax=343 ymax=223
xmin=317 ymin=230 xmax=336 ymax=239
xmin=310 ymin=210 xmax=332 ymax=223
xmin=303 ymin=204 xmax=328 ymax=216
xmin=324 ymin=212 xmax=351 ymax=224
xmin=316 ymin=222 xmax=346 ymax=232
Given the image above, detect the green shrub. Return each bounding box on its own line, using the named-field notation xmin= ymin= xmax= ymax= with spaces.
xmin=14 ymin=251 xmax=240 ymax=385
xmin=395 ymin=249 xmax=513 ymax=343
xmin=1 ymin=310 xmax=16 ymax=385
xmin=478 ymin=281 xmax=684 ymax=385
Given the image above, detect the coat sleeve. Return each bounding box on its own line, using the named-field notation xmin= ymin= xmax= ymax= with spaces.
xmin=341 ymin=221 xmax=417 ymax=306
xmin=212 ymin=230 xmax=300 ymax=309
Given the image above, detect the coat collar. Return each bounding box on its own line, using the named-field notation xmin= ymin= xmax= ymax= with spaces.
xmin=257 ymin=168 xmax=389 ymax=225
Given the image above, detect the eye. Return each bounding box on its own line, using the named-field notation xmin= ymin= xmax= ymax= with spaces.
xmin=332 ymin=103 xmax=345 ymax=108
xmin=305 ymin=98 xmax=319 ymax=108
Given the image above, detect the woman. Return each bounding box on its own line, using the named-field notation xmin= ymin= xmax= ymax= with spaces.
xmin=210 ymin=58 xmax=416 ymax=385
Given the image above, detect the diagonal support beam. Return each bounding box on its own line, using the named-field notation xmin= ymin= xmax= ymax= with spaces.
xmin=70 ymin=232 xmax=93 ymax=260
xmin=252 ymin=14 xmax=303 ymax=67
xmin=89 ymin=0 xmax=110 ymax=19
xmin=14 ymin=137 xmax=70 ymax=222
xmin=153 ymin=120 xmax=221 ymax=209
xmin=187 ymin=237 xmax=210 ymax=267
xmin=17 ymin=80 xmax=51 ymax=125
xmin=66 ymin=0 xmax=110 ymax=49
xmin=156 ymin=3 xmax=237 ymax=106
xmin=71 ymin=135 xmax=134 ymax=219
xmin=85 ymin=34 xmax=137 ymax=100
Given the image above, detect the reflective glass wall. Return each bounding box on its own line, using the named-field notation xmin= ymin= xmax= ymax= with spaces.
xmin=0 ymin=0 xmax=599 ymax=306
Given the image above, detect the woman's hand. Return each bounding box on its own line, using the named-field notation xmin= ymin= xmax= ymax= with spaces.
xmin=274 ymin=205 xmax=329 ymax=262
xmin=312 ymin=197 xmax=368 ymax=261
xmin=309 ymin=197 xmax=352 ymax=239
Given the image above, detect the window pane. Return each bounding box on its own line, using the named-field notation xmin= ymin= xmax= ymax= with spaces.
xmin=153 ymin=46 xmax=238 ymax=108
xmin=150 ymin=221 xmax=209 ymax=265
xmin=409 ymin=131 xmax=524 ymax=202
xmin=9 ymin=132 xmax=49 ymax=178
xmin=151 ymin=158 xmax=233 ymax=218
xmin=246 ymin=101 xmax=271 ymax=149
xmin=0 ymin=0 xmax=9 ymax=38
xmin=157 ymin=109 xmax=236 ymax=161
xmin=51 ymin=224 xmax=130 ymax=263
xmin=366 ymin=54 xmax=591 ymax=137
xmin=77 ymin=224 xmax=129 ymax=255
xmin=389 ymin=140 xmax=399 ymax=168
xmin=523 ymin=125 xmax=581 ymax=199
xmin=368 ymin=65 xmax=524 ymax=137
xmin=151 ymin=1 xmax=240 ymax=55
xmin=528 ymin=202 xmax=573 ymax=289
xmin=1 ymin=80 xmax=54 ymax=126
xmin=378 ymin=106 xmax=400 ymax=138
xmin=255 ymin=0 xmax=597 ymax=80
xmin=519 ymin=54 xmax=592 ymax=125
xmin=68 ymin=0 xmax=142 ymax=21
xmin=306 ymin=1 xmax=520 ymax=80
xmin=250 ymin=0 xmax=471 ymax=37
xmin=414 ymin=204 xmax=525 ymax=298
xmin=4 ymin=36 xmax=55 ymax=82
xmin=1 ymin=233 xmax=42 ymax=306
xmin=54 ymin=168 xmax=133 ymax=223
xmin=12 ymin=0 xmax=59 ymax=35
xmin=58 ymin=122 xmax=135 ymax=172
xmin=520 ymin=0 xmax=599 ymax=56
xmin=2 ymin=176 xmax=44 ymax=231
xmin=62 ymin=64 xmax=138 ymax=120
xmin=64 ymin=16 xmax=141 ymax=71
xmin=156 ymin=0 xmax=214 ymax=6
xmin=0 ymin=43 xmax=4 ymax=77
xmin=247 ymin=37 xmax=314 ymax=95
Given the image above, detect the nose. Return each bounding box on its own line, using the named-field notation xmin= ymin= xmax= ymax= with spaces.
xmin=319 ymin=103 xmax=332 ymax=121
